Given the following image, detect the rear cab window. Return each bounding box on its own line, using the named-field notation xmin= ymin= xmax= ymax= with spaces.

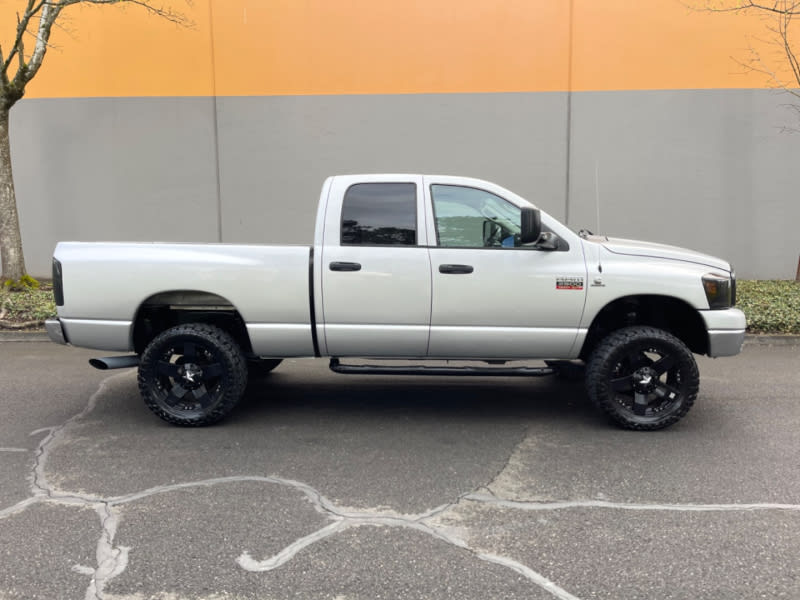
xmin=340 ymin=183 xmax=418 ymax=246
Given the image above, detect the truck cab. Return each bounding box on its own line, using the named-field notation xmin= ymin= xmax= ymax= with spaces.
xmin=316 ymin=174 xmax=587 ymax=359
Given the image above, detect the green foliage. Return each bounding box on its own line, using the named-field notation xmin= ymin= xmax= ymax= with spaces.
xmin=0 ymin=284 xmax=56 ymax=324
xmin=2 ymin=274 xmax=40 ymax=291
xmin=736 ymin=280 xmax=800 ymax=335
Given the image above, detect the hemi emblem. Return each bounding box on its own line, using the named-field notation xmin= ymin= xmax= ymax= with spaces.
xmin=556 ymin=277 xmax=584 ymax=290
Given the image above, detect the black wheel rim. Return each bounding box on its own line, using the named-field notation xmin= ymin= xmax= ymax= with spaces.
xmin=152 ymin=339 xmax=226 ymax=418
xmin=607 ymin=343 xmax=686 ymax=421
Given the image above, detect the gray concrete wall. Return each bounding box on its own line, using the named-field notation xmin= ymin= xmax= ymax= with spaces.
xmin=12 ymin=97 xmax=221 ymax=275
xmin=566 ymin=89 xmax=799 ymax=279
xmin=214 ymin=93 xmax=569 ymax=245
xmin=9 ymin=90 xmax=799 ymax=279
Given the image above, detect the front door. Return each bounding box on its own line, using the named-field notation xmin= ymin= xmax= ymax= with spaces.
xmin=425 ymin=181 xmax=586 ymax=359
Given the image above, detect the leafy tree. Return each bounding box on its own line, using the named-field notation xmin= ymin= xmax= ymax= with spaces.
xmin=0 ymin=0 xmax=190 ymax=284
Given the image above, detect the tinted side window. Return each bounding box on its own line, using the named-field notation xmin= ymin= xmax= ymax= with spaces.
xmin=341 ymin=183 xmax=417 ymax=246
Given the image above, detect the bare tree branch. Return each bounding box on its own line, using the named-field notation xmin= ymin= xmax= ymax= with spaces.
xmin=23 ymin=1 xmax=68 ymax=84
xmin=780 ymin=8 xmax=800 ymax=86
xmin=729 ymin=24 xmax=800 ymax=90
xmin=698 ymin=1 xmax=800 ymax=16
xmin=692 ymin=0 xmax=800 ymax=130
xmin=1 ymin=1 xmax=46 ymax=79
xmin=58 ymin=0 xmax=193 ymax=27
xmin=0 ymin=0 xmax=193 ymax=99
xmin=0 ymin=0 xmax=193 ymax=281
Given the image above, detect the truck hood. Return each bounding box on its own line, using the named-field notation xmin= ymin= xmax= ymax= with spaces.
xmin=588 ymin=236 xmax=732 ymax=272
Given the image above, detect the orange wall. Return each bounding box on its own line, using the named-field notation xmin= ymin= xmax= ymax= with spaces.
xmin=0 ymin=0 xmax=785 ymax=98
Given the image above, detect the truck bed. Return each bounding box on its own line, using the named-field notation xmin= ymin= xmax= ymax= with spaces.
xmin=54 ymin=242 xmax=315 ymax=355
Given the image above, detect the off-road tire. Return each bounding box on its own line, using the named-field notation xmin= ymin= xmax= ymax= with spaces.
xmin=138 ymin=323 xmax=247 ymax=426
xmin=586 ymin=326 xmax=699 ymax=431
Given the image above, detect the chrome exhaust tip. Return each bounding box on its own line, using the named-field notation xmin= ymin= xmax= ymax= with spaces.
xmin=89 ymin=355 xmax=140 ymax=370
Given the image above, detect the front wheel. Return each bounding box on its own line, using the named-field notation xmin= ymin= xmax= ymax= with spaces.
xmin=586 ymin=326 xmax=699 ymax=430
xmin=138 ymin=323 xmax=247 ymax=426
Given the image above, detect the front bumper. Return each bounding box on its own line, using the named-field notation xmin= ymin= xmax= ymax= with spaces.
xmin=700 ymin=308 xmax=747 ymax=357
xmin=45 ymin=318 xmax=67 ymax=345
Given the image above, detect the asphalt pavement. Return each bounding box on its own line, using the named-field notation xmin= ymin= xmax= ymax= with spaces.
xmin=0 ymin=337 xmax=798 ymax=599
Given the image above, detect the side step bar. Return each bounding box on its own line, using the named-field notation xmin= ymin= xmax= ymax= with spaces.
xmin=329 ymin=358 xmax=554 ymax=377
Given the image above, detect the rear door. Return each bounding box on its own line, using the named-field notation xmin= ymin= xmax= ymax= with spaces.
xmin=319 ymin=175 xmax=432 ymax=357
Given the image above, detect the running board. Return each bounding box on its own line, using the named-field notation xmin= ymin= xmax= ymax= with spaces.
xmin=329 ymin=358 xmax=554 ymax=377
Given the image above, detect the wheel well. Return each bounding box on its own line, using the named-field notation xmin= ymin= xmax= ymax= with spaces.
xmin=579 ymin=295 xmax=708 ymax=360
xmin=132 ymin=290 xmax=252 ymax=356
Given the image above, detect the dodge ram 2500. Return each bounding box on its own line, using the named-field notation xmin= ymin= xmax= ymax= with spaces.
xmin=46 ymin=174 xmax=746 ymax=430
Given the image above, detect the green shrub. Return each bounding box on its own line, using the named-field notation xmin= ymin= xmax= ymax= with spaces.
xmin=2 ymin=274 xmax=40 ymax=291
xmin=736 ymin=280 xmax=800 ymax=334
xmin=0 ymin=285 xmax=56 ymax=323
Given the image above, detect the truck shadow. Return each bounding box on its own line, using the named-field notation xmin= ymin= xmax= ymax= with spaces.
xmin=236 ymin=370 xmax=601 ymax=428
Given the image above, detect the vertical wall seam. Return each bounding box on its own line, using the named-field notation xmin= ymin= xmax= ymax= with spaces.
xmin=208 ymin=0 xmax=223 ymax=243
xmin=564 ymin=0 xmax=575 ymax=226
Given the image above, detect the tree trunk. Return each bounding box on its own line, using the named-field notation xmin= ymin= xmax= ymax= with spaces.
xmin=0 ymin=107 xmax=27 ymax=282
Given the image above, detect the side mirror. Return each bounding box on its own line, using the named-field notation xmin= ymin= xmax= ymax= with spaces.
xmin=519 ymin=207 xmax=541 ymax=244
xmin=536 ymin=231 xmax=560 ymax=250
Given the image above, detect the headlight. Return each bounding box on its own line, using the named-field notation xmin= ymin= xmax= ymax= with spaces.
xmin=702 ymin=273 xmax=732 ymax=309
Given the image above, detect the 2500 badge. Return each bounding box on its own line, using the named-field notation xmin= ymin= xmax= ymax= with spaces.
xmin=556 ymin=277 xmax=584 ymax=290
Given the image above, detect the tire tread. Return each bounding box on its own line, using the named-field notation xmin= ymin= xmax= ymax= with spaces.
xmin=586 ymin=326 xmax=699 ymax=431
xmin=138 ymin=323 xmax=247 ymax=426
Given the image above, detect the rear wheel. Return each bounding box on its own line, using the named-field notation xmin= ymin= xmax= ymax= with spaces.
xmin=586 ymin=326 xmax=699 ymax=430
xmin=138 ymin=323 xmax=247 ymax=426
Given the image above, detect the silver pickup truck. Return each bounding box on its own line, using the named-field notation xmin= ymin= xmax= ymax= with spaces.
xmin=47 ymin=174 xmax=746 ymax=430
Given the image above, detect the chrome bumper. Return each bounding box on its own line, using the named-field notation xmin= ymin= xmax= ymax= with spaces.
xmin=45 ymin=318 xmax=67 ymax=345
xmin=701 ymin=308 xmax=747 ymax=357
xmin=707 ymin=328 xmax=746 ymax=357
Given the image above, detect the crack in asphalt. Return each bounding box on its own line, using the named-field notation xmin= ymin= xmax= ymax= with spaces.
xmin=3 ymin=371 xmax=800 ymax=600
xmin=2 ymin=374 xmax=126 ymax=599
xmin=98 ymin=475 xmax=580 ymax=600
xmin=482 ymin=423 xmax=532 ymax=500
xmin=462 ymin=493 xmax=800 ymax=513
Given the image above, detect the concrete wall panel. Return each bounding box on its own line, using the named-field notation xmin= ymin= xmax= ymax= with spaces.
xmin=9 ymin=90 xmax=799 ymax=279
xmin=567 ymin=89 xmax=799 ymax=279
xmin=11 ymin=98 xmax=221 ymax=275
xmin=215 ymin=93 xmax=569 ymax=246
